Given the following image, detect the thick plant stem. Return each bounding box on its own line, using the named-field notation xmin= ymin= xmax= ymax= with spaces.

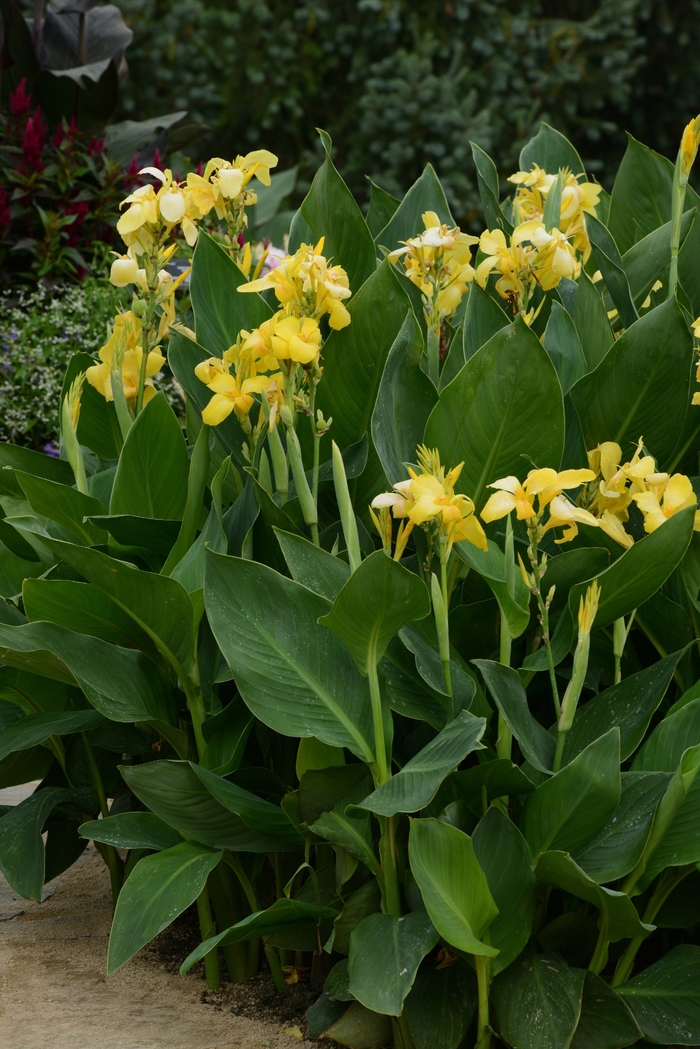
xmin=528 ymin=528 xmax=559 ymax=718
xmin=588 ymin=914 xmax=609 ymax=975
xmin=196 ymin=887 xmax=221 ymax=990
xmin=368 ymin=654 xmax=389 ymax=785
xmin=393 ymin=1012 xmax=417 ymax=1049
xmin=475 ymin=955 xmax=492 ymax=1049
xmin=286 ymin=422 xmax=318 ymax=543
xmin=613 ymin=611 xmax=635 ymax=684
xmin=426 ymin=324 xmax=440 ymax=386
xmin=265 ymin=943 xmax=287 ymax=994
xmin=668 ymin=166 xmax=686 ymax=301
xmin=496 ymin=607 xmax=512 ymax=761
xmin=612 ymin=866 xmax=695 ymax=986
xmin=81 ymin=732 xmax=122 ymax=904
xmin=433 ymin=560 xmax=454 ymax=714
xmin=309 ymin=382 xmax=321 ymax=509
xmin=163 ymin=423 xmax=210 ymax=574
xmin=135 ymin=292 xmax=157 ymax=415
xmin=267 ymin=425 xmax=289 ymax=503
xmin=379 ymin=815 xmax=402 ymax=916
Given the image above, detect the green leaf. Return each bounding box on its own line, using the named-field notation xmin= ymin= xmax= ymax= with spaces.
xmin=367 ymin=179 xmax=401 ymax=240
xmin=310 ymin=775 xmax=381 ymax=881
xmin=120 ymin=760 xmax=291 ymax=852
xmin=573 ymin=771 xmax=670 ymax=883
xmin=372 ymin=312 xmax=438 ymax=484
xmin=586 ymin=213 xmax=638 ymax=329
xmin=359 ymin=710 xmax=485 ymax=816
xmin=519 ymin=123 xmax=585 ymax=177
xmin=570 ymin=298 xmax=693 ymax=468
xmin=563 ymin=652 xmax=682 ymax=764
xmin=292 ymin=135 xmax=376 ymax=291
xmin=23 ymin=578 xmax=153 ymax=650
xmin=323 ymin=1003 xmax=393 ymax=1049
xmin=319 ymin=550 xmax=430 ymax=675
xmin=0 ymin=787 xmax=86 ymax=899
xmin=330 ymin=880 xmax=382 ymax=956
xmin=200 ymin=700 xmax=253 ymax=777
xmin=608 ymin=135 xmax=673 ymax=253
xmin=0 ymin=442 xmax=73 ymax=498
xmin=60 ymin=352 xmax=122 ymax=461
xmin=491 ymin=953 xmax=586 ymax=1049
xmin=443 ymin=760 xmax=535 ymax=814
xmin=424 ymin=317 xmax=565 ymax=510
xmin=375 ymin=163 xmax=453 ymax=252
xmin=473 ymin=807 xmax=536 ymax=975
xmin=571 ymin=973 xmax=640 ymax=1049
xmin=543 ymin=302 xmax=587 ymax=396
xmin=623 ymin=209 xmax=696 ymax=306
xmin=405 ymin=959 xmax=477 ymax=1049
xmin=79 ymin=812 xmax=182 ymax=851
xmin=399 ymin=619 xmax=476 ymax=714
xmin=455 ymin=540 xmax=531 ymax=640
xmin=298 ymin=763 xmax=370 ymax=827
xmin=189 ymin=763 xmax=302 ymax=850
xmin=180 ymin=897 xmax=340 ymax=975
xmin=617 ymin=945 xmax=700 ymax=1045
xmin=474 ymin=660 xmax=555 ymax=774
xmin=275 ymin=528 xmax=350 ymax=602
xmin=107 ymin=841 xmax=222 ymax=973
xmin=570 ymin=272 xmax=614 ymax=371
xmin=536 ymin=851 xmax=653 ymax=941
xmin=633 ymin=696 xmax=700 ymax=772
xmin=0 ymin=709 xmax=103 ymax=762
xmin=13 ymin=471 xmax=106 ymax=546
xmin=470 ymin=143 xmax=511 ymax=234
xmin=41 ymin=539 xmax=194 ymax=679
xmin=315 ymin=260 xmax=409 ymax=453
xmin=462 ymin=285 xmax=510 ymax=364
xmin=190 ymin=230 xmax=272 ymax=356
xmin=87 ymin=515 xmax=181 ymax=560
xmin=347 ymin=912 xmax=438 ymax=1016
xmin=524 ymin=729 xmax=620 ymax=861
xmin=381 ymin=636 xmax=451 ymax=730
xmin=205 ymin=552 xmax=375 ymax=760
xmin=110 ymin=393 xmax=189 ymax=521
xmin=409 ymin=817 xmax=499 ymax=957
xmin=0 ymin=621 xmax=171 ymax=722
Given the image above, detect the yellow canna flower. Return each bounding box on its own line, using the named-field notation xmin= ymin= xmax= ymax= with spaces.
xmin=578 ymin=578 xmax=601 ymax=636
xmin=85 ymin=311 xmax=164 ymax=404
xmin=109 ymin=250 xmax=139 ymax=287
xmin=200 ymin=371 xmax=268 ymax=427
xmin=679 ymin=115 xmax=700 ymax=185
xmin=269 ymin=316 xmax=323 ymax=365
xmin=540 ymin=494 xmax=599 ymax=545
xmin=530 ymin=225 xmax=581 ymax=289
xmin=632 ymin=473 xmax=700 ymax=533
xmin=481 ymin=468 xmax=595 ymax=523
xmin=508 ymin=164 xmax=600 ymax=261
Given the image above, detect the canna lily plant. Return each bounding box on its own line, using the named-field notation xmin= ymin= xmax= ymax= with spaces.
xmin=3 ymin=118 xmax=700 ymax=1049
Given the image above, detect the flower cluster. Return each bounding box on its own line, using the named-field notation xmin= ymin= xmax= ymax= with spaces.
xmin=388 ymin=211 xmax=478 ymax=324
xmin=582 ymin=438 xmax=700 ymax=546
xmin=481 ymin=467 xmax=597 ymax=544
xmin=475 ymin=220 xmax=581 ymax=322
xmin=508 ymin=163 xmax=601 ymax=260
xmin=371 ymin=446 xmax=487 ymax=561
xmin=194 ymin=335 xmax=277 ymax=430
xmin=85 ymin=310 xmax=165 ymax=408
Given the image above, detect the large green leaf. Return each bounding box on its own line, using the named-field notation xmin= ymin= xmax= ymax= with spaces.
xmin=462 ymin=285 xmax=510 ymax=364
xmin=319 ymin=550 xmax=430 ymax=675
xmin=347 ymin=912 xmax=438 ymax=1016
xmin=23 ymin=578 xmax=153 ymax=650
xmin=275 ymin=528 xmax=350 ymax=602
xmin=315 ymin=260 xmax=409 ymax=453
xmin=41 ymin=539 xmax=194 ymax=678
xmin=633 ymin=696 xmax=700 ymax=772
xmin=475 ymin=660 xmax=555 ymax=773
xmin=570 ymin=272 xmax=614 ymax=371
xmin=623 ymin=210 xmax=696 ymax=307
xmin=399 ymin=618 xmax=476 ymax=715
xmin=0 ymin=787 xmax=88 ymax=899
xmin=543 ymin=302 xmax=587 ymax=396
xmin=519 ymin=122 xmax=585 ymax=177
xmin=189 ymin=763 xmax=302 ymax=850
xmin=110 ymin=393 xmax=189 ymax=521
xmin=367 ymin=179 xmax=400 ymax=240
xmin=473 ymin=808 xmax=536 ymax=976
xmin=13 ymin=471 xmax=106 ymax=546
xmin=120 ymin=760 xmax=292 ymax=852
xmin=455 ymin=539 xmax=531 ymax=639
xmin=375 ymin=163 xmax=453 ymax=252
xmin=571 ymin=973 xmax=640 ymax=1049
xmin=585 ymin=214 xmax=638 ymax=330
xmin=409 ymin=818 xmax=498 ymax=957
xmin=573 ymin=771 xmax=670 ymax=884
xmin=204 ymin=552 xmax=375 ymax=761
xmin=617 ymin=945 xmax=700 ymax=1045
xmin=536 ymin=852 xmax=653 ymax=941
xmin=107 ymin=841 xmax=222 ymax=973
xmin=0 ymin=709 xmax=104 ymax=762
xmin=491 ymin=953 xmax=586 ymax=1049
xmin=0 ymin=621 xmax=171 ymax=722
xmin=405 ymin=959 xmax=477 ymax=1049
xmin=290 ymin=133 xmax=376 ymax=292
xmin=570 ymin=298 xmax=693 ymax=469
xmin=359 ymin=710 xmax=485 ymax=816
xmin=79 ymin=812 xmax=182 ymax=851
xmin=470 ymin=143 xmax=511 ymax=235
xmin=0 ymin=443 xmax=73 ymax=497
xmin=372 ymin=312 xmax=437 ymax=485
xmin=424 ymin=317 xmax=565 ymax=510
xmin=563 ymin=652 xmax=682 ymax=763
xmin=523 ymin=729 xmax=620 ymax=861
xmin=190 ymin=230 xmax=272 ymax=356
xmin=180 ymin=897 xmax=341 ymax=975
xmin=608 ymin=134 xmax=672 ymax=252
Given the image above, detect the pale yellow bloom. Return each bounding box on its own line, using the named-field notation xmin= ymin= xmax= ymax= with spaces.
xmin=388 ymin=211 xmax=478 ymax=322
xmin=633 ymin=473 xmax=700 ymax=533
xmin=86 ymin=312 xmax=164 ymax=404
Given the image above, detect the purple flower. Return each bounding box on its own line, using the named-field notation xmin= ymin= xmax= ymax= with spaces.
xmin=43 ymin=442 xmax=60 ymax=458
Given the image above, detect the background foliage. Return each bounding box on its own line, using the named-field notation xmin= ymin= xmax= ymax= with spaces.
xmin=115 ymin=0 xmax=700 ymax=222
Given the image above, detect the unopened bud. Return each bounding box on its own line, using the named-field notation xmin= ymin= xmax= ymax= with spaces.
xmin=132 ymin=298 xmax=147 ymax=317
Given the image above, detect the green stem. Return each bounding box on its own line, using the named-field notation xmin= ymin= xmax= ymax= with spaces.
xmin=265 ymin=943 xmax=287 ymax=994
xmin=529 ymin=528 xmax=560 ymax=718
xmin=612 ymin=866 xmax=695 ymax=986
xmin=224 ymin=853 xmax=261 ymax=980
xmin=162 ymin=423 xmax=210 ymax=574
xmin=181 ymin=675 xmax=207 ymax=760
xmin=379 ymin=815 xmax=402 ymax=916
xmin=668 ymin=163 xmax=686 ymax=301
xmin=553 ymin=730 xmax=566 ymax=774
xmin=496 ymin=605 xmax=512 ymax=761
xmin=81 ymin=732 xmax=122 ymax=904
xmin=475 ymin=954 xmax=492 ymax=1049
xmin=267 ymin=425 xmax=289 ymax=503
xmin=367 ymin=653 xmax=389 ymax=785
xmin=196 ymin=887 xmax=221 ymax=990
xmin=135 ymin=292 xmax=157 ymax=416
xmin=309 ymin=382 xmax=321 ymax=509
xmin=588 ymin=913 xmax=609 ymax=975
xmin=426 ymin=322 xmax=440 ymax=386
xmin=285 ymin=422 xmax=318 ymax=541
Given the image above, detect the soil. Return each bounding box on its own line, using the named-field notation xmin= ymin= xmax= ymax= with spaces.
xmin=0 ymin=784 xmax=319 ymax=1049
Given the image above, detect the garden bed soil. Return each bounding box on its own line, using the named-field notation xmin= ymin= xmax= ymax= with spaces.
xmin=0 ymin=831 xmax=318 ymax=1049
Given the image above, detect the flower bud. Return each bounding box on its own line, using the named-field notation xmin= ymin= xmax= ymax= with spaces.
xmin=132 ymin=298 xmax=148 ymax=317
xmin=110 ymin=256 xmax=139 ymax=287
xmin=218 ymin=167 xmax=245 ymax=199
xmin=159 ymin=187 xmax=187 ymax=223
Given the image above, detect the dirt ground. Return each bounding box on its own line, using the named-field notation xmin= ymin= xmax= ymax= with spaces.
xmin=0 ymin=786 xmax=316 ymax=1049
